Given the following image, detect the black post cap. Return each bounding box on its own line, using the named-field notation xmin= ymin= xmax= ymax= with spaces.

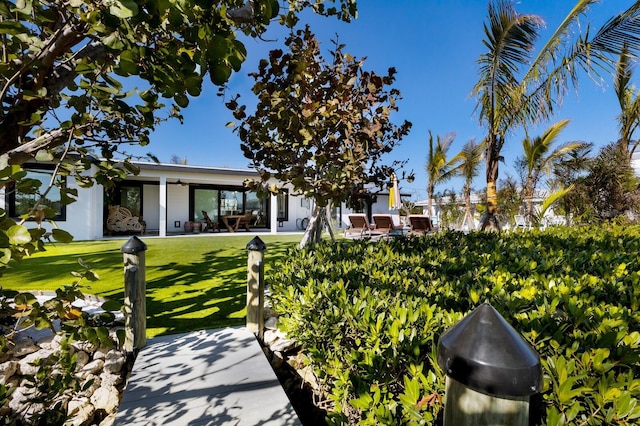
xmin=437 ymin=303 xmax=542 ymax=397
xmin=246 ymin=236 xmax=267 ymax=251
xmin=121 ymin=236 xmax=148 ymax=254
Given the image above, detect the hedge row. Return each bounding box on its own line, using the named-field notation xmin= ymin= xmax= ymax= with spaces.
xmin=268 ymin=225 xmax=640 ymax=425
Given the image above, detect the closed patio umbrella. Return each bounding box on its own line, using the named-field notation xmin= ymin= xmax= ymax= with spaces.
xmin=389 ymin=173 xmax=401 ymax=210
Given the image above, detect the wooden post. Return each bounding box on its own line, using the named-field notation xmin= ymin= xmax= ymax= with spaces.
xmin=246 ymin=236 xmax=266 ymax=339
xmin=122 ymin=236 xmax=148 ymax=355
xmin=437 ymin=303 xmax=541 ymax=426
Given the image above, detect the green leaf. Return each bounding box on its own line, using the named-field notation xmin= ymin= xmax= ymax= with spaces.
xmin=109 ymin=0 xmax=139 ymax=18
xmin=209 ymin=62 xmax=232 ymax=85
xmin=35 ymin=150 xmax=54 ymax=162
xmin=51 ymin=229 xmax=73 ymax=243
xmin=7 ymin=225 xmax=32 ymax=245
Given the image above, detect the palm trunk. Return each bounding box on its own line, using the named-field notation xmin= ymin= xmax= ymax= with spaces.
xmin=524 ymin=177 xmax=534 ymax=227
xmin=480 ymin=144 xmax=501 ymax=231
xmin=463 ymin=184 xmax=475 ymax=231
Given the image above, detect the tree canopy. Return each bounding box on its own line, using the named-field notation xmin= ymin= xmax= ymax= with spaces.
xmin=227 ymin=26 xmax=411 ymax=246
xmin=0 ymin=0 xmax=358 ymax=272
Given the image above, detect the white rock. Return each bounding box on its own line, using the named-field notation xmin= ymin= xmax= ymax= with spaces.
xmin=75 ymin=351 xmax=90 ymax=371
xmin=81 ymin=359 xmax=104 ymax=375
xmin=269 ymin=337 xmax=297 ymax=353
xmin=100 ymin=372 xmax=123 ymax=387
xmin=99 ymin=412 xmax=117 ymax=426
xmin=67 ymin=396 xmax=90 ymax=416
xmin=264 ymin=316 xmax=279 ymax=330
xmin=0 ymin=360 xmax=18 ymax=383
xmin=90 ymin=385 xmax=120 ymax=413
xmin=67 ymin=398 xmax=95 ymax=426
xmin=8 ymin=386 xmax=42 ymax=418
xmin=103 ymin=350 xmax=125 ymax=374
xmin=93 ymin=347 xmax=110 ymax=361
xmin=262 ymin=329 xmax=280 ymax=346
xmin=78 ymin=375 xmax=102 ymax=398
xmin=297 ymin=365 xmax=320 ymax=391
xmin=72 ymin=340 xmax=98 ymax=354
xmin=18 ymin=349 xmax=53 ymax=376
xmin=9 ymin=337 xmax=38 ymax=358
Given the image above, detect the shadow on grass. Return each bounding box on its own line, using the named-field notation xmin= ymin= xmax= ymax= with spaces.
xmin=6 ymin=239 xmax=299 ymax=337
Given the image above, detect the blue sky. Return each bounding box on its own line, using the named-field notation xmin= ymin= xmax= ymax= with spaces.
xmin=127 ymin=1 xmax=635 ymax=201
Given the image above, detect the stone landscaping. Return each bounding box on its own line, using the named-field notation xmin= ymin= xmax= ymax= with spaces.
xmin=0 ymin=325 xmax=129 ymax=425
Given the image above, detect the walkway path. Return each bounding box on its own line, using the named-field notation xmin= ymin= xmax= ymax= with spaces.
xmin=115 ymin=327 xmax=301 ymax=425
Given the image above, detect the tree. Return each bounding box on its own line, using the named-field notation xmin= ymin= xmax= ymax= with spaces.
xmin=583 ymin=142 xmax=640 ymax=221
xmin=227 ymin=26 xmax=411 ymax=247
xmin=451 ymin=139 xmax=485 ymax=231
xmin=496 ymin=174 xmax=522 ymax=227
xmin=425 ymin=131 xmax=457 ymax=218
xmin=0 ymin=0 xmax=358 ymax=273
xmin=614 ymin=45 xmax=640 ymax=159
xmin=472 ymin=0 xmax=640 ymax=231
xmin=550 ymin=142 xmax=593 ymax=225
xmin=517 ymin=119 xmax=587 ymax=226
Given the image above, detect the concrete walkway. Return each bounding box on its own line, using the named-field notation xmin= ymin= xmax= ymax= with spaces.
xmin=115 ymin=327 xmax=301 ymax=425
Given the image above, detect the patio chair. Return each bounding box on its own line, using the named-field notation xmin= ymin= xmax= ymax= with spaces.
xmin=345 ymin=214 xmax=378 ymax=239
xmin=106 ymin=205 xmax=145 ymax=235
xmin=407 ymin=215 xmax=433 ymax=236
xmin=202 ymin=211 xmax=219 ymax=232
xmin=372 ymin=214 xmax=404 ymax=237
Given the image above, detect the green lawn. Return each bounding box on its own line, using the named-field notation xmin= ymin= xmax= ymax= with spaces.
xmin=3 ymin=234 xmax=302 ymax=338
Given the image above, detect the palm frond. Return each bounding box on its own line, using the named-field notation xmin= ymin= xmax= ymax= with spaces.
xmin=590 ymin=2 xmax=640 ymax=58
xmin=473 ymin=0 xmax=543 ymax=131
xmin=538 ymin=185 xmax=575 ymax=220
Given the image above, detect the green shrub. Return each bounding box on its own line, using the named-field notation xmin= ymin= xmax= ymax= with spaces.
xmin=269 ymin=225 xmax=640 ymax=425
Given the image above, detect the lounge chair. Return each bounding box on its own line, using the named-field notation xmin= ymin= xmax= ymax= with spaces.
xmin=345 ymin=214 xmax=378 ymax=239
xmin=407 ymin=215 xmax=433 ymax=236
xmin=202 ymin=211 xmax=219 ymax=232
xmin=372 ymin=214 xmax=404 ymax=237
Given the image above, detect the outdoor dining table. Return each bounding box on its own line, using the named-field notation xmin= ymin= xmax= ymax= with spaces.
xmin=220 ymin=214 xmax=245 ymax=232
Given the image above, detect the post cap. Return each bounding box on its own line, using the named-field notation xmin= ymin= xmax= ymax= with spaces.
xmin=437 ymin=303 xmax=542 ymax=397
xmin=121 ymin=236 xmax=148 ymax=254
xmin=246 ymin=236 xmax=267 ymax=251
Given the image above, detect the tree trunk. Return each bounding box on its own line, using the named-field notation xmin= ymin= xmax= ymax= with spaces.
xmin=463 ymin=185 xmax=475 ymax=231
xmin=480 ymin=144 xmax=501 ymax=231
xmin=299 ymin=204 xmax=335 ymax=248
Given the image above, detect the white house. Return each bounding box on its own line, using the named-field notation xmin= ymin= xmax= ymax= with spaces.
xmin=1 ymin=160 xmax=405 ymax=240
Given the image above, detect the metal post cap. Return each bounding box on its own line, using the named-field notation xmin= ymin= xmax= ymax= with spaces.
xmin=437 ymin=303 xmax=542 ymax=397
xmin=121 ymin=236 xmax=148 ymax=254
xmin=246 ymin=236 xmax=267 ymax=251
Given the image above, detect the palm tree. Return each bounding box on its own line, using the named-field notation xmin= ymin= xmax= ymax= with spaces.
xmin=614 ymin=44 xmax=640 ymax=159
xmin=425 ymin=130 xmax=457 ymax=218
xmin=550 ymin=143 xmax=593 ymax=225
xmin=519 ymin=119 xmax=588 ymax=225
xmin=451 ymin=139 xmax=485 ymax=231
xmin=473 ymin=0 xmax=640 ymax=231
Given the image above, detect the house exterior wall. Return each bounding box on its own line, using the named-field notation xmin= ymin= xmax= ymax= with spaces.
xmin=2 ymin=161 xmax=398 ymax=240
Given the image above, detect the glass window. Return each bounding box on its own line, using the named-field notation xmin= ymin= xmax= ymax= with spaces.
xmin=119 ymin=185 xmax=142 ymax=217
xmin=277 ymin=190 xmax=288 ymax=221
xmin=221 ymin=190 xmax=243 ymax=215
xmin=194 ymin=189 xmax=219 ymax=222
xmin=10 ymin=167 xmax=65 ymax=220
xmin=245 ymin=192 xmax=268 ymax=228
